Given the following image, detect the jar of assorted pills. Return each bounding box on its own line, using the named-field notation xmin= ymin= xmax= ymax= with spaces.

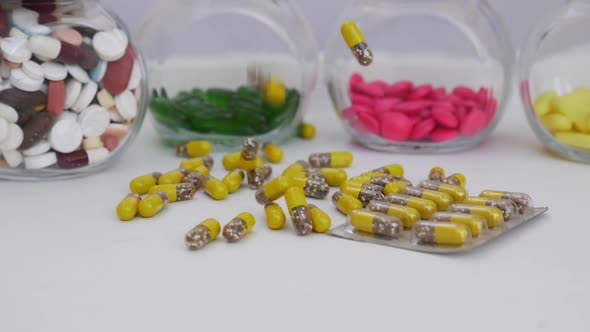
xmin=519 ymin=0 xmax=590 ymax=163
xmin=324 ymin=0 xmax=513 ymax=153
xmin=0 ymin=0 xmax=148 ymax=180
xmin=137 ymin=0 xmax=319 ymax=148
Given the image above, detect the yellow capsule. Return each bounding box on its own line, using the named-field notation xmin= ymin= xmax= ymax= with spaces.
xmin=340 ymin=184 xmax=384 ymax=207
xmin=185 ymin=166 xmax=211 ymax=188
xmin=385 ymin=194 xmax=437 ymax=220
xmin=412 ymin=221 xmax=470 ymax=246
xmin=314 ymin=168 xmax=347 ymax=186
xmin=179 ymin=156 xmax=214 ymax=172
xmin=129 ymin=172 xmax=162 ymax=195
xmin=480 ymin=190 xmax=533 ymax=214
xmin=340 ymin=21 xmax=373 ymax=66
xmin=371 ymin=174 xmax=413 ymax=188
xmin=138 ymin=192 xmax=169 ymax=218
xmin=448 ymin=204 xmax=504 ymax=228
xmin=371 ymin=164 xmax=404 ymax=176
xmin=223 ymin=212 xmax=256 ymax=242
xmin=117 ymin=193 xmax=141 ymax=221
xmin=222 ymin=170 xmax=245 ymax=194
xmin=444 ymin=173 xmax=467 ymax=188
xmin=239 ymin=138 xmax=260 ymax=171
xmin=348 ymin=210 xmax=403 ymax=239
xmin=308 ymin=204 xmax=331 ymax=233
xmin=555 ymin=132 xmax=590 ymax=150
xmin=255 ymin=176 xmax=293 ymax=205
xmin=541 ymin=113 xmax=573 ymax=132
xmin=340 ymin=180 xmax=384 ymax=195
xmin=308 ymin=151 xmax=353 ymax=168
xmin=263 ymin=143 xmax=284 ymax=164
xmin=265 ymin=75 xmax=287 ymax=108
xmin=332 ymin=191 xmax=363 ymax=215
xmin=198 ymin=176 xmax=228 ymax=200
xmin=265 ymin=202 xmax=286 ymax=230
xmin=289 ymin=176 xmax=331 ymax=199
xmin=419 ymin=180 xmax=467 ymax=203
xmin=185 ymin=218 xmax=221 ymax=250
xmin=176 ymin=140 xmax=212 ymax=158
xmin=298 ymin=122 xmax=316 ymax=140
xmin=429 ymin=167 xmax=446 ymax=182
xmin=158 ymin=168 xmax=190 ymax=185
xmin=223 ymin=151 xmax=242 ymax=171
xmin=534 ymin=91 xmax=558 ymax=116
xmin=366 ymin=200 xmax=420 ymax=228
xmin=383 ymin=180 xmax=408 ymax=195
xmin=403 ymin=186 xmax=453 ymax=211
xmin=433 ymin=212 xmax=487 ymax=238
xmin=285 ymin=186 xmax=313 ymax=236
xmin=148 ymin=183 xmax=196 ymax=202
xmin=283 ymin=160 xmax=311 ymax=176
xmin=360 ymin=171 xmax=387 ymax=179
xmin=463 ymin=197 xmax=518 ymax=220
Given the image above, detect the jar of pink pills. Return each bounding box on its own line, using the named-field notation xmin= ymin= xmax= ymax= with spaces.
xmin=324 ymin=0 xmax=514 ymax=153
xmin=0 ymin=0 xmax=148 ymax=180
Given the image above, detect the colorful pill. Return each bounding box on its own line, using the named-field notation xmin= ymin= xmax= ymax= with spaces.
xmin=185 ymin=218 xmax=221 ymax=250
xmin=371 ymin=163 xmax=404 ymax=176
xmin=222 ymin=212 xmax=256 ymax=242
xmin=129 ymin=171 xmax=161 ymax=195
xmin=176 ymin=140 xmax=212 ymax=158
xmin=298 ymin=122 xmax=316 ymax=140
xmin=263 ymin=143 xmax=284 ymax=163
xmin=158 ymin=168 xmax=189 ymax=185
xmin=147 ymin=183 xmax=196 ymax=202
xmin=444 ymin=173 xmax=466 ymax=187
xmin=341 ymin=21 xmax=373 ymax=66
xmin=185 ymin=166 xmax=210 ymax=188
xmin=290 ymin=176 xmax=331 ymax=199
xmin=463 ymin=197 xmax=518 ymax=220
xmin=366 ymin=200 xmax=420 ymax=228
xmin=265 ymin=202 xmax=286 ymax=230
xmin=239 ymin=137 xmax=260 ymax=171
xmin=448 ymin=204 xmax=504 ymax=228
xmin=412 ymin=221 xmax=470 ymax=246
xmin=332 ymin=191 xmax=363 ymax=215
xmin=255 ymin=176 xmax=293 ymax=205
xmin=222 ymin=170 xmax=245 ymax=194
xmin=432 ymin=212 xmax=487 ymax=237
xmin=385 ymin=193 xmax=437 ymax=220
xmin=308 ymin=151 xmax=353 ymax=168
xmin=116 ymin=193 xmax=141 ymax=221
xmin=137 ymin=191 xmax=169 ymax=218
xmin=222 ymin=151 xmax=241 ymax=170
xmin=283 ymin=160 xmax=310 ymax=176
xmin=419 ymin=180 xmax=467 ymax=203
xmin=429 ymin=166 xmax=446 ymax=182
xmin=308 ymin=204 xmax=332 ymax=233
xmin=285 ymin=186 xmax=313 ymax=236
xmin=179 ymin=156 xmax=214 ymax=172
xmin=349 ymin=210 xmax=402 ymax=239
xmin=479 ymin=190 xmax=533 ymax=214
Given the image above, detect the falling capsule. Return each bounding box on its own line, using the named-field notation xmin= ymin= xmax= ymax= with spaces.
xmin=341 ymin=21 xmax=373 ymax=66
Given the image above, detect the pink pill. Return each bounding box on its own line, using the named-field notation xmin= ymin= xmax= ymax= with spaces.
xmin=460 ymin=109 xmax=487 ymax=137
xmin=348 ymin=105 xmax=372 ymax=115
xmin=380 ymin=112 xmax=412 ymax=142
xmin=101 ymin=134 xmax=119 ymax=152
xmin=374 ymin=98 xmax=401 ymax=113
xmin=432 ymin=87 xmax=447 ymax=100
xmin=476 ymin=87 xmax=489 ymax=106
xmin=351 ymin=93 xmax=375 ymax=108
xmin=431 ymin=101 xmax=455 ymax=112
xmin=357 ymin=112 xmax=380 ymax=134
xmin=485 ymin=97 xmax=498 ymax=125
xmin=53 ymin=27 xmax=84 ymax=46
xmin=353 ymin=82 xmax=385 ymax=98
xmin=350 ymin=73 xmax=364 ymax=86
xmin=455 ymin=106 xmax=467 ymax=123
xmin=410 ymin=118 xmax=437 ymax=140
xmin=430 ymin=128 xmax=459 ymax=142
xmin=391 ymin=100 xmax=431 ymax=114
xmin=462 ymin=99 xmax=478 ymax=110
xmin=432 ymin=108 xmax=459 ymax=128
xmin=453 ymin=86 xmax=477 ymax=100
xmin=371 ymin=80 xmax=389 ymax=91
xmin=408 ymin=84 xmax=433 ymax=100
xmin=408 ymin=116 xmax=420 ymax=127
xmin=385 ymin=80 xmax=413 ymax=98
xmin=419 ymin=109 xmax=432 ymax=119
xmin=441 ymin=94 xmax=463 ymax=105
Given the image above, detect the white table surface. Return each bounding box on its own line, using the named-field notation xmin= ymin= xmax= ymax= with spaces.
xmin=1 ymin=83 xmax=589 ymax=332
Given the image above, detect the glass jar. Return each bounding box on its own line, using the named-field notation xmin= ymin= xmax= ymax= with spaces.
xmin=519 ymin=0 xmax=590 ymax=163
xmin=0 ymin=0 xmax=148 ymax=180
xmin=137 ymin=0 xmax=319 ymax=148
xmin=324 ymin=0 xmax=513 ymax=153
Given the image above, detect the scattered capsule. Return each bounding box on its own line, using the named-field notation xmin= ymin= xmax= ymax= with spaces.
xmin=222 ymin=212 xmax=256 ymax=242
xmin=403 ymin=186 xmax=453 ymax=211
xmin=223 ymin=151 xmax=241 ymax=170
xmin=385 ymin=194 xmax=437 ymax=220
xmin=263 ymin=143 xmax=284 ymax=164
xmin=158 ymin=168 xmax=190 ymax=185
xmin=282 ymin=160 xmax=311 ymax=176
xmin=463 ymin=197 xmax=518 ymax=220
xmin=308 ymin=151 xmax=353 ymax=168
xmin=185 ymin=166 xmax=210 ymax=188
xmin=341 ymin=21 xmax=373 ymax=66
xmin=185 ymin=218 xmax=221 ymax=250
xmin=222 ymin=170 xmax=245 ymax=194
xmin=444 ymin=173 xmax=467 ymax=187
xmin=265 ymin=202 xmax=286 ymax=230
xmin=479 ymin=190 xmax=533 ymax=214
xmin=308 ymin=204 xmax=332 ymax=233
xmin=298 ymin=122 xmax=316 ymax=140
xmin=239 ymin=138 xmax=260 ymax=171
xmin=448 ymin=204 xmax=504 ymax=228
xmin=332 ymin=191 xmax=363 ymax=215
xmin=371 ymin=164 xmax=404 ymax=176
xmin=148 ymin=183 xmax=196 ymax=202
xmin=138 ymin=191 xmax=169 ymax=218
xmin=246 ymin=168 xmax=265 ymax=189
xmin=309 ymin=168 xmax=347 ymax=186
xmin=383 ymin=180 xmax=408 ymax=195
xmin=290 ymin=176 xmax=331 ymax=199
xmin=285 ymin=186 xmax=313 ymax=236
xmin=129 ymin=172 xmax=162 ymax=195
xmin=117 ymin=193 xmax=141 ymax=221
xmin=255 ymin=176 xmax=293 ymax=205
xmin=366 ymin=200 xmax=420 ymax=228
xmin=419 ymin=180 xmax=467 ymax=203
xmin=348 ymin=210 xmax=402 ymax=239
xmin=176 ymin=140 xmax=212 ymax=158
xmin=371 ymin=174 xmax=413 ymax=188
xmin=199 ymin=176 xmax=228 ymax=200
xmin=290 ymin=170 xmax=328 ymax=184
xmin=340 ymin=184 xmax=384 ymax=207
xmin=428 ymin=167 xmax=446 ymax=182
xmin=432 ymin=212 xmax=487 ymax=237
xmin=412 ymin=221 xmax=470 ymax=246
xmin=179 ymin=156 xmax=214 ymax=172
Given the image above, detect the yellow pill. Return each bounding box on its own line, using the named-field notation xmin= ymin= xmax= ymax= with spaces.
xmin=138 ymin=192 xmax=169 ymax=218
xmin=383 ymin=180 xmax=407 ymax=195
xmin=176 ymin=140 xmax=212 ymax=158
xmin=555 ymin=131 xmax=590 ymax=150
xmin=308 ymin=151 xmax=353 ymax=168
xmin=148 ymin=183 xmax=196 ymax=202
xmin=332 ymin=191 xmax=363 ymax=215
xmin=552 ymin=92 xmax=590 ymax=133
xmin=385 ymin=194 xmax=437 ymax=220
xmin=283 ymin=160 xmax=310 ymax=176
xmin=418 ymin=180 xmax=467 ymax=203
xmin=371 ymin=164 xmax=404 ymax=176
xmin=158 ymin=168 xmax=190 ymax=185
xmin=265 ymin=75 xmax=287 ymax=108
xmin=117 ymin=193 xmax=141 ymax=221
xmin=223 ymin=151 xmax=241 ymax=170
xmin=444 ymin=173 xmax=467 ymax=188
xmin=255 ymin=176 xmax=293 ymax=205
xmin=223 ymin=212 xmax=256 ymax=242
xmin=366 ymin=200 xmax=420 ymax=228
xmin=340 ymin=184 xmax=384 ymax=207
xmin=222 ymin=170 xmax=245 ymax=194
xmin=429 ymin=166 xmax=446 ymax=182
xmin=480 ymin=190 xmax=533 ymax=214
xmin=412 ymin=221 xmax=470 ymax=246
xmin=404 ymin=187 xmax=453 ymax=211
xmin=185 ymin=218 xmax=221 ymax=250
xmin=239 ymin=138 xmax=260 ymax=171
xmin=201 ymin=176 xmax=228 ymax=200
xmin=285 ymin=186 xmax=313 ymax=236
xmin=360 ymin=171 xmax=387 ymax=179
xmin=463 ymin=197 xmax=518 ymax=220
xmin=348 ymin=209 xmax=403 ymax=239
xmin=315 ymin=168 xmax=347 ymax=186
xmin=179 ymin=156 xmax=214 ymax=172
xmin=265 ymin=202 xmax=286 ymax=230
xmin=239 ymin=157 xmax=264 ymax=172
xmin=433 ymin=212 xmax=487 ymax=237
xmin=449 ymin=204 xmax=504 ymax=228
xmin=534 ymin=91 xmax=558 ymax=116
xmin=370 ymin=174 xmax=413 ymax=188
xmin=263 ymin=143 xmax=284 ymax=163
xmin=340 ymin=180 xmax=384 ymax=193
xmin=298 ymin=122 xmax=316 ymax=140
xmin=129 ymin=172 xmax=162 ymax=195
xmin=341 ymin=21 xmax=373 ymax=66
xmin=541 ymin=113 xmax=573 ymax=132
xmin=185 ymin=166 xmax=211 ymax=188
xmin=308 ymin=204 xmax=331 ymax=233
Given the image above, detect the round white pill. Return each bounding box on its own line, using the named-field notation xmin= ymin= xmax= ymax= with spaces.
xmin=0 ymin=103 xmax=18 ymax=123
xmin=41 ymin=61 xmax=68 ymax=81
xmin=93 ymin=29 xmax=128 ymax=62
xmin=71 ymin=81 xmax=98 ymax=112
xmin=22 ymin=140 xmax=51 ymax=156
xmin=79 ymin=105 xmax=110 ymax=137
xmin=0 ymin=117 xmax=8 ymax=142
xmin=90 ymin=60 xmax=106 ymax=82
xmin=22 ymin=61 xmax=44 ymax=81
xmin=2 ymin=149 xmax=23 ymax=168
xmin=49 ymin=118 xmax=83 ymax=153
xmin=1 ymin=37 xmax=33 ymax=63
xmin=24 ymin=152 xmax=57 ymax=169
xmin=88 ymin=147 xmax=109 ymax=165
xmin=127 ymin=62 xmax=142 ymax=90
xmin=29 ymin=35 xmax=61 ymax=60
xmin=0 ymin=123 xmax=24 ymax=150
xmin=11 ymin=8 xmax=39 ymax=29
xmin=114 ymin=90 xmax=137 ymax=121
xmin=64 ymin=79 xmax=82 ymax=109
xmin=10 ymin=68 xmax=44 ymax=92
xmin=58 ymin=110 xmax=78 ymax=122
xmin=25 ymin=25 xmax=52 ymax=36
xmin=66 ymin=64 xmax=89 ymax=84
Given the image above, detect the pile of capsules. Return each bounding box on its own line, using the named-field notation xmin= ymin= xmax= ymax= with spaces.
xmin=0 ymin=6 xmax=142 ymax=170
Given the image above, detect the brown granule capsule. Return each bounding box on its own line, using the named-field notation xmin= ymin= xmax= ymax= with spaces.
xmin=290 ymin=176 xmax=330 ymax=199
xmin=247 ymin=168 xmax=265 ymax=189
xmin=285 ymin=187 xmax=313 ymax=236
xmin=222 ymin=212 xmax=256 ymax=243
xmin=185 ymin=219 xmax=221 ymax=250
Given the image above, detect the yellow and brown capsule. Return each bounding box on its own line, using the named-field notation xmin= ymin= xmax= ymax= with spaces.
xmin=148 ymin=183 xmax=197 ymax=202
xmin=129 ymin=172 xmax=162 ymax=195
xmin=290 ymin=176 xmax=330 ymax=199
xmin=185 ymin=219 xmax=221 ymax=250
xmin=222 ymin=212 xmax=256 ymax=242
xmin=285 ymin=186 xmax=313 ymax=236
xmin=176 ymin=140 xmax=212 ymax=158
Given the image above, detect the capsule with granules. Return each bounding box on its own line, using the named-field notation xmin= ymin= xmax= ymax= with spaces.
xmin=298 ymin=122 xmax=316 ymax=140
xmin=341 ymin=21 xmax=373 ymax=66
xmin=176 ymin=140 xmax=212 ymax=158
xmin=290 ymin=176 xmax=331 ymax=199
xmin=262 ymin=164 xmax=272 ymax=180
xmin=138 ymin=191 xmax=169 ymax=218
xmin=282 ymin=160 xmax=311 ymax=176
xmin=384 ymin=181 xmax=452 ymax=211
xmin=117 ymin=193 xmax=141 ymax=221
xmin=246 ymin=168 xmax=265 ymax=189
xmin=290 ymin=170 xmax=328 ymax=184
xmin=158 ymin=168 xmax=190 ymax=185
xmin=255 ymin=176 xmax=293 ymax=205
xmin=412 ymin=221 xmax=470 ymax=246
xmin=185 ymin=219 xmax=221 ymax=250
xmin=223 ymin=212 xmax=256 ymax=242
xmin=366 ymin=200 xmax=420 ymax=228
xmin=308 ymin=151 xmax=353 ymax=168
xmin=223 ymin=151 xmax=241 ymax=170
xmin=371 ymin=164 xmax=404 ymax=176
xmin=263 ymin=143 xmax=284 ymax=163
xmin=429 ymin=167 xmax=446 ymax=182
xmin=332 ymin=191 xmax=363 ymax=215
xmin=479 ymin=190 xmax=533 ymax=214
xmin=184 ymin=166 xmax=210 ymax=188
xmin=198 ymin=176 xmax=228 ymax=200
xmin=308 ymin=168 xmax=347 ymax=186
xmin=463 ymin=197 xmax=518 ymax=220
xmin=432 ymin=212 xmax=487 ymax=237
xmin=222 ymin=170 xmax=245 ymax=194
xmin=449 ymin=204 xmax=505 ymax=228
xmin=148 ymin=183 xmax=196 ymax=202
xmin=239 ymin=138 xmax=260 ymax=171
xmin=340 ymin=185 xmax=384 ymax=207
xmin=444 ymin=173 xmax=467 ymax=188
xmin=308 ymin=204 xmax=331 ymax=233
xmin=349 ymin=210 xmax=402 ymax=239
xmin=419 ymin=180 xmax=467 ymax=203
xmin=265 ymin=202 xmax=286 ymax=230
xmin=340 ymin=180 xmax=384 ymax=194
xmin=129 ymin=172 xmax=162 ymax=195
xmin=179 ymin=156 xmax=214 ymax=172
xmin=385 ymin=193 xmax=437 ymax=220
xmin=285 ymin=186 xmax=313 ymax=236
xmin=370 ymin=174 xmax=413 ymax=187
